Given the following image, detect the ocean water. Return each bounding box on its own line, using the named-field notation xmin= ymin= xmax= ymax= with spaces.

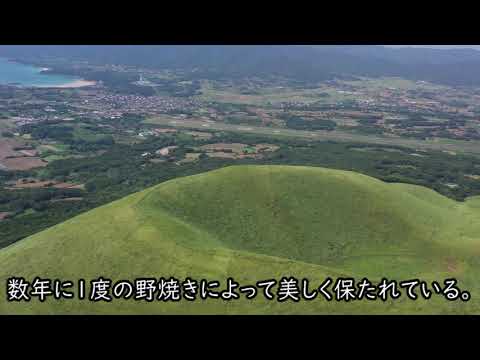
xmin=0 ymin=57 xmax=81 ymax=87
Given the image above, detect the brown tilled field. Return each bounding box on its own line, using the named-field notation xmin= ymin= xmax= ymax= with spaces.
xmin=5 ymin=178 xmax=84 ymax=190
xmin=6 ymin=179 xmax=56 ymax=189
xmin=200 ymin=143 xmax=248 ymax=152
xmin=50 ymin=197 xmax=84 ymax=203
xmin=1 ymin=157 xmax=48 ymax=171
xmin=0 ymin=138 xmax=22 ymax=159
xmin=0 ymin=138 xmax=46 ymax=170
xmin=52 ymin=183 xmax=85 ymax=190
xmin=0 ymin=212 xmax=11 ymax=221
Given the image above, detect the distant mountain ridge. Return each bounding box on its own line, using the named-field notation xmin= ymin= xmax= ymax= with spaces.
xmin=1 ymin=45 xmax=480 ymax=85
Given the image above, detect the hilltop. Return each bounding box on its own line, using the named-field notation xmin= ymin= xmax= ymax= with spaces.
xmin=1 ymin=165 xmax=480 ymax=314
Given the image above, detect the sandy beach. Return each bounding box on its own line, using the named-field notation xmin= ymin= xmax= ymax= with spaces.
xmin=52 ymin=79 xmax=97 ymax=88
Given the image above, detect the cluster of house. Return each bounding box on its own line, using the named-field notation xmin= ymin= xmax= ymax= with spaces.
xmin=137 ymin=128 xmax=178 ymax=138
xmin=141 ymin=145 xmax=178 ymax=158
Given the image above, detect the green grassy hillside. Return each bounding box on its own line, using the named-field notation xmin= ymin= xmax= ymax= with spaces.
xmin=1 ymin=165 xmax=480 ymax=314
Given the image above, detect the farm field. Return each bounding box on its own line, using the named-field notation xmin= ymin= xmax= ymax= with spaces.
xmin=146 ymin=116 xmax=480 ymax=156
xmin=0 ymin=137 xmax=48 ymax=170
xmin=197 ymin=82 xmax=329 ymax=106
xmin=4 ymin=46 xmax=480 ymax=316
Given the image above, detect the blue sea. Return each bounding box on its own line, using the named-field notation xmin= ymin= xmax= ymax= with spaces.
xmin=0 ymin=57 xmax=82 ymax=87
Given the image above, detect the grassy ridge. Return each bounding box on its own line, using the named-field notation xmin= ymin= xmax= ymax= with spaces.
xmin=1 ymin=165 xmax=480 ymax=314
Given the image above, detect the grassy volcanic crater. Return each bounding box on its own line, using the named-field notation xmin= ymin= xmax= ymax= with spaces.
xmin=1 ymin=165 xmax=480 ymax=314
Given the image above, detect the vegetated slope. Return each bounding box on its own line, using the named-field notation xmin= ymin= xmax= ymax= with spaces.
xmin=1 ymin=165 xmax=480 ymax=314
xmin=3 ymin=45 xmax=480 ymax=85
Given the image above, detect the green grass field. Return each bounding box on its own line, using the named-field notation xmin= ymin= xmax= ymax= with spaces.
xmin=197 ymin=81 xmax=334 ymax=106
xmin=1 ymin=165 xmax=480 ymax=314
xmin=145 ymin=117 xmax=480 ymax=156
xmin=340 ymin=77 xmax=448 ymax=91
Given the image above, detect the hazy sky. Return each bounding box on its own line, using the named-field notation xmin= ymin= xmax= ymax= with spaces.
xmin=384 ymin=45 xmax=480 ymax=50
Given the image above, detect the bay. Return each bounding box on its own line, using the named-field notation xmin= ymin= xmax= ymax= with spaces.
xmin=0 ymin=57 xmax=91 ymax=88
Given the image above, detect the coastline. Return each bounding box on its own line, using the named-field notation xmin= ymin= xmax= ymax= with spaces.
xmin=49 ymin=79 xmax=97 ymax=88
xmin=34 ymin=79 xmax=97 ymax=88
xmin=0 ymin=57 xmax=96 ymax=88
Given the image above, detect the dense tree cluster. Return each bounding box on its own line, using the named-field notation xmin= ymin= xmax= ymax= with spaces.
xmin=2 ymin=130 xmax=480 ymax=249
